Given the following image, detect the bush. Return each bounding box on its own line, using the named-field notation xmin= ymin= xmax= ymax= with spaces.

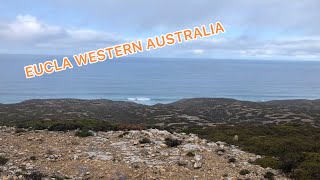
xmin=228 ymin=157 xmax=236 ymax=163
xmin=165 ymin=138 xmax=182 ymax=147
xmin=48 ymin=123 xmax=81 ymax=131
xmin=139 ymin=137 xmax=151 ymax=144
xmin=75 ymin=130 xmax=94 ymax=137
xmin=184 ymin=124 xmax=320 ymax=178
xmin=291 ymin=153 xmax=320 ymax=180
xmin=280 ymin=160 xmax=298 ymax=173
xmin=0 ymin=156 xmax=8 ymax=165
xmin=118 ymin=131 xmax=129 ymax=138
xmin=239 ymin=169 xmax=250 ymax=175
xmin=255 ymin=157 xmax=281 ymax=169
xmin=30 ymin=156 xmax=37 ymax=161
xmin=264 ymin=171 xmax=275 ymax=180
xmin=15 ymin=128 xmax=26 ymax=133
xmin=186 ymin=151 xmax=195 ymax=157
xmin=24 ymin=172 xmax=46 ymax=180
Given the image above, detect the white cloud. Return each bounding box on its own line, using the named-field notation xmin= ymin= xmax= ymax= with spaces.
xmin=192 ymin=49 xmax=205 ymax=55
xmin=0 ymin=15 xmax=63 ymax=41
xmin=0 ymin=15 xmax=124 ymax=54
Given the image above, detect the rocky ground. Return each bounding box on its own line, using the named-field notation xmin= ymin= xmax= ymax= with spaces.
xmin=0 ymin=126 xmax=288 ymax=180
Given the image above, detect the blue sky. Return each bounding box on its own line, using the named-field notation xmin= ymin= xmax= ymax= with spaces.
xmin=0 ymin=0 xmax=319 ymax=60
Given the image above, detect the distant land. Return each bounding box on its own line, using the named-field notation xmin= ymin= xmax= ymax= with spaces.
xmin=1 ymin=98 xmax=319 ymax=129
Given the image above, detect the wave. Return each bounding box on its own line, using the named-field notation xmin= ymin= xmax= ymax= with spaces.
xmin=127 ymin=97 xmax=151 ymax=101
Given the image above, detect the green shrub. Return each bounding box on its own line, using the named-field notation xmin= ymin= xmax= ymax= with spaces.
xmin=48 ymin=123 xmax=81 ymax=131
xmin=291 ymin=153 xmax=320 ymax=180
xmin=15 ymin=128 xmax=26 ymax=133
xmin=75 ymin=130 xmax=94 ymax=137
xmin=280 ymin=160 xmax=298 ymax=173
xmin=24 ymin=172 xmax=46 ymax=180
xmin=186 ymin=151 xmax=195 ymax=157
xmin=228 ymin=157 xmax=236 ymax=163
xmin=264 ymin=171 xmax=275 ymax=180
xmin=255 ymin=157 xmax=281 ymax=169
xmin=184 ymin=124 xmax=320 ymax=178
xmin=0 ymin=156 xmax=8 ymax=165
xmin=118 ymin=131 xmax=129 ymax=138
xmin=239 ymin=169 xmax=250 ymax=175
xmin=30 ymin=156 xmax=37 ymax=161
xmin=139 ymin=137 xmax=151 ymax=144
xmin=165 ymin=138 xmax=182 ymax=147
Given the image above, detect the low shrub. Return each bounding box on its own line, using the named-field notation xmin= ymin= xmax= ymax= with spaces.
xmin=165 ymin=138 xmax=182 ymax=147
xmin=184 ymin=124 xmax=320 ymax=178
xmin=0 ymin=156 xmax=8 ymax=165
xmin=239 ymin=169 xmax=250 ymax=175
xmin=48 ymin=123 xmax=82 ymax=131
xmin=24 ymin=172 xmax=47 ymax=180
xmin=118 ymin=131 xmax=129 ymax=138
xmin=75 ymin=130 xmax=94 ymax=137
xmin=186 ymin=151 xmax=195 ymax=157
xmin=264 ymin=171 xmax=275 ymax=180
xmin=30 ymin=156 xmax=37 ymax=161
xmin=255 ymin=157 xmax=281 ymax=169
xmin=15 ymin=128 xmax=26 ymax=133
xmin=139 ymin=137 xmax=151 ymax=144
xmin=228 ymin=157 xmax=236 ymax=163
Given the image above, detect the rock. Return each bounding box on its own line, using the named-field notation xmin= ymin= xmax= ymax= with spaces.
xmin=217 ymin=151 xmax=224 ymax=156
xmin=87 ymin=152 xmax=97 ymax=159
xmin=160 ymin=144 xmax=167 ymax=148
xmin=194 ymin=154 xmax=202 ymax=161
xmin=194 ymin=161 xmax=202 ymax=169
xmin=131 ymin=162 xmax=140 ymax=169
xmin=133 ymin=140 xmax=139 ymax=145
xmin=233 ymin=135 xmax=238 ymax=141
xmin=73 ymin=154 xmax=79 ymax=160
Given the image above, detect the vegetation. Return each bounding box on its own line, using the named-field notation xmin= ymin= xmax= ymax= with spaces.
xmin=254 ymin=157 xmax=281 ymax=169
xmin=186 ymin=151 xmax=195 ymax=157
xmin=184 ymin=124 xmax=320 ymax=179
xmin=23 ymin=172 xmax=47 ymax=180
xmin=75 ymin=130 xmax=94 ymax=137
xmin=165 ymin=137 xmax=182 ymax=147
xmin=7 ymin=119 xmax=145 ymax=132
xmin=139 ymin=137 xmax=151 ymax=144
xmin=239 ymin=169 xmax=250 ymax=175
xmin=264 ymin=171 xmax=275 ymax=180
xmin=228 ymin=157 xmax=236 ymax=163
xmin=118 ymin=131 xmax=129 ymax=138
xmin=14 ymin=128 xmax=26 ymax=133
xmin=30 ymin=156 xmax=37 ymax=161
xmin=0 ymin=156 xmax=8 ymax=165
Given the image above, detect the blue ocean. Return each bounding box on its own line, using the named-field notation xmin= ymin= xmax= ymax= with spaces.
xmin=1 ymin=54 xmax=320 ymax=105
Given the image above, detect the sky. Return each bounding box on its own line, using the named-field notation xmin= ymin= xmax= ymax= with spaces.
xmin=0 ymin=0 xmax=319 ymax=60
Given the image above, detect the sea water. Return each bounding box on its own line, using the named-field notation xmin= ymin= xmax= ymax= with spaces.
xmin=1 ymin=54 xmax=320 ymax=105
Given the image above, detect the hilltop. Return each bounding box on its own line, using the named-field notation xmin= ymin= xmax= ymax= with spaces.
xmin=0 ymin=127 xmax=286 ymax=180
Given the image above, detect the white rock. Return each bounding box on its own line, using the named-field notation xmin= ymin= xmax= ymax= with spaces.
xmin=194 ymin=161 xmax=202 ymax=169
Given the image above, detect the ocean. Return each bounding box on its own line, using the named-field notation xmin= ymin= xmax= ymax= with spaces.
xmin=1 ymin=54 xmax=320 ymax=105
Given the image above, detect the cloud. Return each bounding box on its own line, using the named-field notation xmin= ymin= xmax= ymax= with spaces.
xmin=0 ymin=0 xmax=320 ymax=60
xmin=0 ymin=15 xmax=63 ymax=42
xmin=191 ymin=49 xmax=205 ymax=55
xmin=0 ymin=15 xmax=124 ymax=54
